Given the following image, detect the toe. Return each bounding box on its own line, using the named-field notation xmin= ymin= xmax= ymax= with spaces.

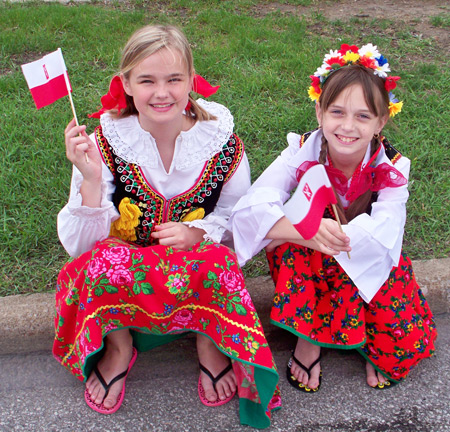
xmin=366 ymin=363 xmax=379 ymax=387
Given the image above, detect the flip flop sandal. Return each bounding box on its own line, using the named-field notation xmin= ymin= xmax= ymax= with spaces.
xmin=371 ymin=379 xmax=398 ymax=390
xmin=198 ymin=361 xmax=236 ymax=407
xmin=84 ymin=347 xmax=137 ymax=414
xmin=286 ymin=351 xmax=322 ymax=393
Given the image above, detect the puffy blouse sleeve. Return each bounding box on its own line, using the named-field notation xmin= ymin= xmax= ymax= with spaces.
xmin=335 ymin=154 xmax=411 ymax=303
xmin=230 ymin=132 xmax=309 ymax=265
xmin=57 ymin=135 xmax=119 ymax=258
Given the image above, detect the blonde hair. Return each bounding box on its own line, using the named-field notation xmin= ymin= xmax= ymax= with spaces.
xmin=118 ymin=24 xmax=216 ymax=121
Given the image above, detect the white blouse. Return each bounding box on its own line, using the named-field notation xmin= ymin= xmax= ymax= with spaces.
xmin=58 ymin=99 xmax=251 ymax=258
xmin=230 ymin=129 xmax=411 ymax=303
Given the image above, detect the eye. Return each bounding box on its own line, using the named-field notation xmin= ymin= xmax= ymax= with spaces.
xmin=139 ymin=79 xmax=154 ymax=84
xmin=358 ymin=113 xmax=371 ymax=120
xmin=330 ymin=109 xmax=343 ymax=115
xmin=169 ymin=77 xmax=182 ymax=83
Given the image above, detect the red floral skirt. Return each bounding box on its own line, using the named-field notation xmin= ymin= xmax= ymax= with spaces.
xmin=267 ymin=243 xmax=437 ymax=381
xmin=53 ymin=237 xmax=280 ymax=428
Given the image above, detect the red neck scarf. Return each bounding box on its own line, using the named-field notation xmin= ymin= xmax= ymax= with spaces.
xmin=296 ymin=145 xmax=407 ymax=203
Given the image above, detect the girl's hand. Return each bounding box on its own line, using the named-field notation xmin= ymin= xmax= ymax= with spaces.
xmin=151 ymin=222 xmax=206 ymax=251
xmin=300 ymin=218 xmax=351 ymax=256
xmin=64 ymin=118 xmax=102 ymax=183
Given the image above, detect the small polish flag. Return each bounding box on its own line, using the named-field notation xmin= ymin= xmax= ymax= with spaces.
xmin=283 ymin=164 xmax=337 ymax=239
xmin=21 ymin=48 xmax=71 ymax=109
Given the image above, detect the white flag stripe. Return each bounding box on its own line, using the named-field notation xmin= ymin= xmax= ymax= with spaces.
xmin=283 ymin=164 xmax=331 ymax=224
xmin=21 ymin=48 xmax=67 ymax=89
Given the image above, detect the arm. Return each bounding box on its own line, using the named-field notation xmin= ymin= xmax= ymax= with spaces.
xmin=265 ymin=216 xmax=350 ymax=256
xmin=230 ymin=130 xmax=350 ymax=266
xmin=57 ymin=120 xmax=119 ymax=257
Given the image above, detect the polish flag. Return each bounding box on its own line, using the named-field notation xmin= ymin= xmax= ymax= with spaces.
xmin=21 ymin=48 xmax=71 ymax=109
xmin=283 ymin=164 xmax=337 ymax=239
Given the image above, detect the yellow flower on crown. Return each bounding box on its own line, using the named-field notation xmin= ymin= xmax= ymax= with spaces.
xmin=343 ymin=52 xmax=360 ymax=63
xmin=110 ymin=197 xmax=142 ymax=242
xmin=389 ymin=101 xmax=403 ymax=117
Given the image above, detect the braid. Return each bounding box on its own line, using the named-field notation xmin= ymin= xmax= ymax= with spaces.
xmin=319 ymin=134 xmax=348 ymax=224
xmin=345 ymin=134 xmax=381 ymax=221
xmin=318 ymin=134 xmax=328 ymax=165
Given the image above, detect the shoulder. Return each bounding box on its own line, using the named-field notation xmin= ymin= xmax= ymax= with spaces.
xmin=380 ymin=135 xmax=403 ymax=165
xmin=175 ymin=100 xmax=236 ymax=170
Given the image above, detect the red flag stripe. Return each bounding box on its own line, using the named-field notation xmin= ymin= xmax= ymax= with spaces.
xmin=29 ymin=74 xmax=70 ymax=109
xmin=293 ymin=184 xmax=337 ymax=240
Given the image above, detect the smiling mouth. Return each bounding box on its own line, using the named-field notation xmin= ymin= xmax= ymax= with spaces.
xmin=151 ymin=103 xmax=174 ymax=108
xmin=336 ymin=135 xmax=358 ymax=143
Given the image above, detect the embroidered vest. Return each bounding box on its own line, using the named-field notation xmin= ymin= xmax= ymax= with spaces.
xmin=299 ymin=130 xmax=403 ymax=218
xmin=95 ymin=126 xmax=244 ymax=246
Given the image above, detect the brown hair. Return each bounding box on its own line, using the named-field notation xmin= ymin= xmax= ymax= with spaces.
xmin=116 ymin=25 xmax=216 ymax=121
xmin=317 ymin=65 xmax=389 ymax=222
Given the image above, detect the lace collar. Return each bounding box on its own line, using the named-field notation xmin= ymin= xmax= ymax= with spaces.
xmin=100 ymin=99 xmax=234 ymax=170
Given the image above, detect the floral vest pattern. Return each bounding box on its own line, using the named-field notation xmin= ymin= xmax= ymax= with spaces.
xmin=95 ymin=126 xmax=244 ymax=247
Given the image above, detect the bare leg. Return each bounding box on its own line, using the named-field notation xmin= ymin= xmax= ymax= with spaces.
xmin=290 ymin=337 xmax=321 ymax=389
xmin=85 ymin=329 xmax=133 ymax=408
xmin=197 ymin=334 xmax=237 ymax=402
xmin=366 ymin=362 xmax=390 ymax=387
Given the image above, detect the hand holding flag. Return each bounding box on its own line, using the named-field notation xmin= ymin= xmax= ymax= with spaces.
xmin=283 ymin=164 xmax=350 ymax=258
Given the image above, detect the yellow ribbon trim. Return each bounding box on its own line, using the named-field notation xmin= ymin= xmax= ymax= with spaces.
xmin=61 ymin=303 xmax=264 ymax=365
xmin=181 ymin=207 xmax=205 ymax=222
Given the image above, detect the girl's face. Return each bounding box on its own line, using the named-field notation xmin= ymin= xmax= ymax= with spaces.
xmin=122 ymin=47 xmax=192 ymax=132
xmin=316 ymin=84 xmax=387 ymax=172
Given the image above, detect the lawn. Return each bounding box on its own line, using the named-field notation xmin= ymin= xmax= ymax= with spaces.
xmin=0 ymin=0 xmax=449 ymax=296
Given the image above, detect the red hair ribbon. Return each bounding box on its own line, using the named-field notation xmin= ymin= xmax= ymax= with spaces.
xmin=89 ymin=76 xmax=127 ymax=119
xmin=185 ymin=74 xmax=220 ymax=110
xmin=89 ymin=74 xmax=219 ymax=118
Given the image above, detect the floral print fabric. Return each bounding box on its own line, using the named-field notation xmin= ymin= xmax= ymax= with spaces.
xmin=53 ymin=237 xmax=279 ymax=428
xmin=267 ymin=243 xmax=437 ymax=381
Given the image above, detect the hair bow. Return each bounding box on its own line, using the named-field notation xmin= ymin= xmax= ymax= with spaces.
xmin=89 ymin=76 xmax=127 ymax=119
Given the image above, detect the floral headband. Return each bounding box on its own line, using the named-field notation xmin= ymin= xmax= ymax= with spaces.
xmin=308 ymin=43 xmax=403 ymax=117
xmin=89 ymin=74 xmax=219 ymax=118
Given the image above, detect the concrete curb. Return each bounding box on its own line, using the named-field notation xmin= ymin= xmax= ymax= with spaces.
xmin=1 ymin=258 xmax=449 ymax=355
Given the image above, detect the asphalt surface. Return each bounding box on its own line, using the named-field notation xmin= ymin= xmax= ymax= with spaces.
xmin=1 ymin=259 xmax=449 ymax=432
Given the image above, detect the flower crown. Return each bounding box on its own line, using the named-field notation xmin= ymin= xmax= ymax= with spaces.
xmin=308 ymin=43 xmax=403 ymax=117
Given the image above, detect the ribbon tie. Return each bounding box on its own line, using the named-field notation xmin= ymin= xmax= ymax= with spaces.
xmin=297 ymin=159 xmax=406 ymax=203
xmin=89 ymin=74 xmax=219 ymax=118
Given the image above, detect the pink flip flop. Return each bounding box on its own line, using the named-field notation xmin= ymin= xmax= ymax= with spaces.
xmin=84 ymin=347 xmax=137 ymax=414
xmin=198 ymin=362 xmax=236 ymax=407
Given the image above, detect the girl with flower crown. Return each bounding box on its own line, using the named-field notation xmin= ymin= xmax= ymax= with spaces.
xmin=54 ymin=24 xmax=280 ymax=427
xmin=230 ymin=43 xmax=437 ymax=392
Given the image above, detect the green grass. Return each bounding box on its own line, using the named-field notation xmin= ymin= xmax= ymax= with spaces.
xmin=1 ymin=0 xmax=449 ymax=295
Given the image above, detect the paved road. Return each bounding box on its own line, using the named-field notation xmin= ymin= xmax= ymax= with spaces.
xmin=1 ymin=314 xmax=448 ymax=432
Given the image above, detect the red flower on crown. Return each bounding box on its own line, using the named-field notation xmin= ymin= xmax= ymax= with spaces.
xmin=385 ymin=76 xmax=400 ymax=92
xmin=338 ymin=44 xmax=359 ymax=55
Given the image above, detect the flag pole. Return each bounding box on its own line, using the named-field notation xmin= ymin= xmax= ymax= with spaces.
xmin=332 ymin=203 xmax=351 ymax=259
xmin=60 ymin=49 xmax=89 ymax=163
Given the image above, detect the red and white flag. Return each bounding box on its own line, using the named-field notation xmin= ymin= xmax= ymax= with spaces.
xmin=283 ymin=164 xmax=337 ymax=239
xmin=21 ymin=48 xmax=71 ymax=109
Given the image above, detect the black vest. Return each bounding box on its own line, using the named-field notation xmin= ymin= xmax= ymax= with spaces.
xmin=95 ymin=126 xmax=244 ymax=246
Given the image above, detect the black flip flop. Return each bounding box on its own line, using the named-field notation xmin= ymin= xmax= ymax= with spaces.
xmin=286 ymin=351 xmax=322 ymax=393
